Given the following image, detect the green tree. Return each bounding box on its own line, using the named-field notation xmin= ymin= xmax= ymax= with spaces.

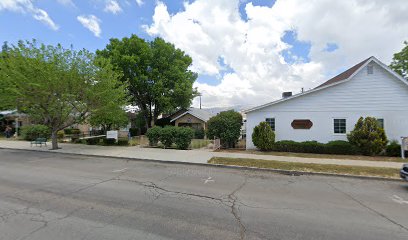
xmin=0 ymin=40 xmax=127 ymax=149
xmin=89 ymin=105 xmax=129 ymax=133
xmin=390 ymin=41 xmax=408 ymax=79
xmin=252 ymin=122 xmax=275 ymax=151
xmin=347 ymin=117 xmax=388 ymax=156
xmin=207 ymin=110 xmax=243 ymax=148
xmin=96 ymin=35 xmax=198 ymax=128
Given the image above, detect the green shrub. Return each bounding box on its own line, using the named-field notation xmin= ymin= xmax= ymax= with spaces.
xmin=301 ymin=141 xmax=326 ymax=153
xmin=194 ymin=128 xmax=205 ymax=139
xmin=386 ymin=140 xmax=402 ymax=157
xmin=160 ymin=126 xmax=176 ymax=148
xmin=57 ymin=130 xmax=64 ymax=140
xmin=175 ymin=127 xmax=194 ymax=150
xmin=347 ymin=117 xmax=388 ymax=156
xmin=324 ymin=140 xmax=360 ymax=155
xmin=272 ymin=140 xmax=301 ymax=152
xmin=271 ymin=140 xmax=359 ymax=155
xmin=207 ymin=110 xmax=242 ymax=148
xmin=103 ymin=138 xmax=116 ymax=145
xmin=117 ymin=138 xmax=129 ymax=146
xmin=252 ymin=122 xmax=275 ymax=151
xmin=86 ymin=137 xmax=102 ymax=145
xmin=146 ymin=126 xmax=162 ymax=146
xmin=129 ymin=128 xmax=138 ymax=137
xmin=64 ymin=128 xmax=80 ymax=134
xmin=20 ymin=125 xmax=50 ymax=141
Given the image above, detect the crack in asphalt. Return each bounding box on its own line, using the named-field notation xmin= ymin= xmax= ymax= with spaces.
xmin=2 ymin=170 xmax=256 ymax=240
xmin=226 ymin=177 xmax=248 ymax=240
xmin=116 ymin=175 xmax=251 ymax=240
xmin=326 ymin=182 xmax=408 ymax=232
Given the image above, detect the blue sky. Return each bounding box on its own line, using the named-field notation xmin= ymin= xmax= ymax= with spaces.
xmin=0 ymin=0 xmax=294 ymax=87
xmin=1 ymin=0 xmax=407 ymax=107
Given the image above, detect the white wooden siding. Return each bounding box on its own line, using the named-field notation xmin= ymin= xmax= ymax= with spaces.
xmin=246 ymin=61 xmax=408 ymax=149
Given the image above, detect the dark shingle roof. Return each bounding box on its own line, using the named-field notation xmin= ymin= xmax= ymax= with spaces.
xmin=315 ymin=57 xmax=371 ymax=89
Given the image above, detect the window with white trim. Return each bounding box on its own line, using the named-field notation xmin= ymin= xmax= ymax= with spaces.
xmin=333 ymin=119 xmax=346 ymax=134
xmin=265 ymin=118 xmax=275 ymax=131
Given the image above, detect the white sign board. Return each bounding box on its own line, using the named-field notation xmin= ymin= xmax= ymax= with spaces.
xmin=106 ymin=131 xmax=118 ymax=140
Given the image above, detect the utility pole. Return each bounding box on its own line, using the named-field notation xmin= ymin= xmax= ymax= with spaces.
xmin=197 ymin=92 xmax=202 ymax=109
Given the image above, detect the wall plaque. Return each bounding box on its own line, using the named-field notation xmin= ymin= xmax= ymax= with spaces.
xmin=291 ymin=119 xmax=313 ymax=129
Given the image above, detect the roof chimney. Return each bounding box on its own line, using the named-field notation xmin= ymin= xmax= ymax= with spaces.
xmin=282 ymin=92 xmax=292 ymax=98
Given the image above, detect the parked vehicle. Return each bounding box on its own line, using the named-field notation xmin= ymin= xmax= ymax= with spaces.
xmin=401 ymin=164 xmax=408 ymax=181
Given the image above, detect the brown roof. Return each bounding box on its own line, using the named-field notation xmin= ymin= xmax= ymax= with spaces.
xmin=315 ymin=57 xmax=372 ymax=89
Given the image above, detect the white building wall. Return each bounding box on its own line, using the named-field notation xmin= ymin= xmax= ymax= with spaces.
xmin=246 ymin=61 xmax=408 ymax=149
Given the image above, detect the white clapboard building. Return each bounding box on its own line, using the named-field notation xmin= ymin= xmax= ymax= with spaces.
xmin=245 ymin=56 xmax=408 ymax=149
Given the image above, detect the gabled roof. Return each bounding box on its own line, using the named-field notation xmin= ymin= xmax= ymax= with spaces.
xmin=170 ymin=108 xmax=214 ymax=122
xmin=245 ymin=56 xmax=408 ymax=113
xmin=314 ymin=57 xmax=371 ymax=89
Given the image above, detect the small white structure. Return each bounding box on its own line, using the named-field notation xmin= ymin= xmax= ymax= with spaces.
xmin=245 ymin=56 xmax=408 ymax=149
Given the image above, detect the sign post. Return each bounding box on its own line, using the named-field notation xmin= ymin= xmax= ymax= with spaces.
xmin=401 ymin=137 xmax=408 ymax=159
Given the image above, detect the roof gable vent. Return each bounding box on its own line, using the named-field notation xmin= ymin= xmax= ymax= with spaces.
xmin=367 ymin=65 xmax=374 ymax=75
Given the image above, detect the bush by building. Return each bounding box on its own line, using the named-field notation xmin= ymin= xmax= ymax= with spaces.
xmin=63 ymin=128 xmax=81 ymax=135
xmin=194 ymin=128 xmax=205 ymax=139
xmin=347 ymin=117 xmax=388 ymax=156
xmin=386 ymin=140 xmax=403 ymax=157
xmin=252 ymin=122 xmax=275 ymax=151
xmin=20 ymin=125 xmax=50 ymax=141
xmin=145 ymin=126 xmax=195 ymax=149
xmin=174 ymin=127 xmax=195 ymax=150
xmin=146 ymin=126 xmax=162 ymax=146
xmin=160 ymin=126 xmax=177 ymax=148
xmin=207 ymin=110 xmax=242 ymax=148
xmin=269 ymin=140 xmax=360 ymax=155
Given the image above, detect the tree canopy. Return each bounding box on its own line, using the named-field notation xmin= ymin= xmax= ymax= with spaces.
xmin=96 ymin=35 xmax=198 ymax=128
xmin=207 ymin=110 xmax=243 ymax=148
xmin=390 ymin=41 xmax=408 ymax=79
xmin=0 ymin=40 xmax=127 ymax=149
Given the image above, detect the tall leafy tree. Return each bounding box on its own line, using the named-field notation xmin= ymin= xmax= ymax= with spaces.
xmin=207 ymin=110 xmax=243 ymax=148
xmin=96 ymin=35 xmax=198 ymax=128
xmin=390 ymin=41 xmax=408 ymax=79
xmin=0 ymin=40 xmax=127 ymax=149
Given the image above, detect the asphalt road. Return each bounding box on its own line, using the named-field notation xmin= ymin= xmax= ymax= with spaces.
xmin=0 ymin=149 xmax=407 ymax=240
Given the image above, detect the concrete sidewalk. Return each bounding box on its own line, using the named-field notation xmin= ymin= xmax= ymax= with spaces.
xmin=0 ymin=139 xmax=404 ymax=169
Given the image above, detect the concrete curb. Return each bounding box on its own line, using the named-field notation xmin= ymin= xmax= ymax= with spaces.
xmin=0 ymin=146 xmax=402 ymax=182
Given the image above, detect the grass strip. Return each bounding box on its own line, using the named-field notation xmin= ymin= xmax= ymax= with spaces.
xmin=208 ymin=157 xmax=400 ymax=179
xmin=218 ymin=149 xmax=405 ymax=163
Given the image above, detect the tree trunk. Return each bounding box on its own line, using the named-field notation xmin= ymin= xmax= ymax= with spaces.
xmin=51 ymin=130 xmax=59 ymax=150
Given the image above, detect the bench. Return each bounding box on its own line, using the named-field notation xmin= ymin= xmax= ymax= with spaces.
xmin=31 ymin=138 xmax=47 ymax=147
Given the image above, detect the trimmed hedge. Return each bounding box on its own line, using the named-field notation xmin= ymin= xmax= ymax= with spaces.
xmin=386 ymin=141 xmax=403 ymax=157
xmin=270 ymin=140 xmax=360 ymax=155
xmin=20 ymin=125 xmax=50 ymax=141
xmin=146 ymin=126 xmax=195 ymax=150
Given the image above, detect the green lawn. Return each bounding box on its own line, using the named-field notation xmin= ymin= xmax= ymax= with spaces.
xmin=208 ymin=157 xmax=400 ymax=179
xmin=218 ymin=149 xmax=405 ymax=163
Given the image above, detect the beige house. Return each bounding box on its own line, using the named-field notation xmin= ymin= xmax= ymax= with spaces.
xmin=169 ymin=108 xmax=214 ymax=130
xmin=0 ymin=110 xmax=31 ymax=135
